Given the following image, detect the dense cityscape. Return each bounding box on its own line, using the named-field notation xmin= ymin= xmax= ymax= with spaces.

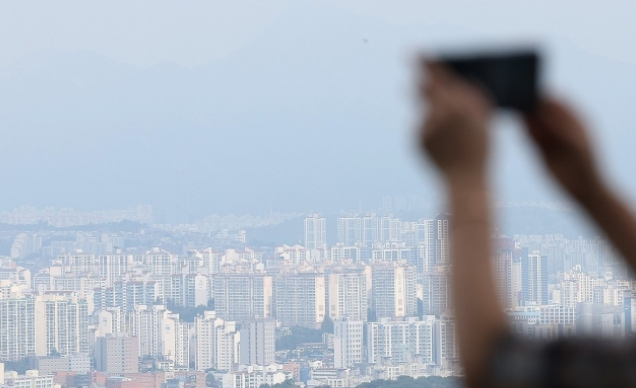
xmin=0 ymin=202 xmax=631 ymax=388
xmin=3 ymin=1 xmax=636 ymax=387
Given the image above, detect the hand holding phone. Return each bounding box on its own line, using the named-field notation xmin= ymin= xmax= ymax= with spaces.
xmin=439 ymin=49 xmax=540 ymax=112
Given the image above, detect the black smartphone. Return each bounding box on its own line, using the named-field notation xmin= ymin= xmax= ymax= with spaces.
xmin=439 ymin=49 xmax=540 ymax=112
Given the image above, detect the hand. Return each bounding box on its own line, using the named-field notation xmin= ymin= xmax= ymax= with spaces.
xmin=419 ymin=61 xmax=494 ymax=187
xmin=523 ymin=99 xmax=602 ymax=203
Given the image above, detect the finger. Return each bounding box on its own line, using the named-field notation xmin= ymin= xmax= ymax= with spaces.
xmin=429 ymin=64 xmax=461 ymax=88
xmin=422 ymin=78 xmax=446 ymax=101
xmin=524 ymin=99 xmax=561 ymax=133
xmin=537 ymin=99 xmax=586 ymax=145
xmin=453 ymin=79 xmax=494 ymax=115
xmin=421 ymin=111 xmax=448 ymax=155
xmin=418 ymin=60 xmax=442 ymax=100
xmin=523 ymin=106 xmax=574 ymax=157
xmin=522 ymin=114 xmax=550 ymax=149
xmin=428 ymin=82 xmax=459 ymax=116
xmin=421 ymin=58 xmax=440 ymax=72
xmin=422 ymin=98 xmax=452 ymax=134
xmin=522 ymin=100 xmax=563 ymax=148
xmin=422 ymin=65 xmax=467 ymax=102
xmin=421 ymin=58 xmax=461 ymax=87
xmin=421 ymin=74 xmax=453 ymax=107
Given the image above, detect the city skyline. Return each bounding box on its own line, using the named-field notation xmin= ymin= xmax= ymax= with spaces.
xmin=2 ymin=2 xmax=635 ymax=388
xmin=0 ymin=203 xmax=632 ymax=388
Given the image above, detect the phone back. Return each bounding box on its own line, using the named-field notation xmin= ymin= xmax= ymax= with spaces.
xmin=441 ymin=50 xmax=539 ymax=112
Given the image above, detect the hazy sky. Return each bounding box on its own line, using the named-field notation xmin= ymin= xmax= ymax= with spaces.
xmin=2 ymin=1 xmax=636 ymax=221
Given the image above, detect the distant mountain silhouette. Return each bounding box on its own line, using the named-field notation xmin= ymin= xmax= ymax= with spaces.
xmin=2 ymin=6 xmax=636 ymax=223
xmin=0 ymin=8 xmax=417 ymax=222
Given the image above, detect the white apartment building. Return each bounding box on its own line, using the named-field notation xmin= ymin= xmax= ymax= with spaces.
xmin=304 ymin=213 xmax=326 ymax=250
xmin=131 ymin=305 xmax=186 ymax=362
xmin=361 ymin=215 xmax=380 ymax=246
xmin=214 ymin=274 xmax=273 ymax=321
xmin=52 ymin=277 xmax=99 ymax=315
xmin=275 ymin=272 xmax=325 ymax=329
xmin=559 ymin=268 xmax=605 ymax=306
xmin=421 ymin=267 xmax=451 ymax=316
xmin=59 ymin=252 xmax=100 ymax=277
xmin=195 ymin=248 xmax=222 ymax=275
xmin=539 ymin=305 xmax=576 ymax=326
xmin=94 ymin=334 xmax=139 ymax=373
xmin=98 ymin=253 xmax=133 ymax=286
xmin=0 ymin=266 xmax=31 ymax=289
xmin=222 ymin=364 xmax=288 ymax=388
xmin=31 ymin=354 xmax=91 ymax=375
xmin=329 ymin=244 xmax=361 ymax=263
xmin=522 ymin=251 xmax=548 ymax=305
xmin=337 ymin=215 xmax=362 ymax=246
xmin=370 ymin=242 xmax=413 ymax=264
xmin=0 ymin=289 xmax=89 ymax=361
xmin=56 ymin=251 xmax=132 ymax=287
xmin=3 ymin=370 xmax=53 ymax=388
xmin=333 ymin=319 xmax=364 ymax=368
xmin=493 ymin=238 xmax=522 ymax=309
xmin=92 ymin=307 xmax=125 ymax=338
xmin=185 ymin=274 xmax=209 ymax=307
xmin=434 ymin=315 xmax=458 ymax=369
xmin=222 ymin=248 xmax=262 ymax=266
xmin=38 ymin=292 xmax=89 ymax=356
xmin=10 ymin=234 xmax=42 ymax=260
xmin=0 ymin=296 xmax=37 ymax=360
xmin=174 ymin=321 xmax=193 ymax=369
xmin=0 ymin=280 xmax=29 ymax=300
xmin=408 ymin=217 xmax=438 ymax=273
xmin=431 ymin=215 xmax=450 ymax=266
xmin=378 ymin=216 xmax=402 ymax=243
xmin=367 ymin=317 xmax=436 ymax=365
xmin=195 ymin=311 xmax=240 ymax=371
xmin=144 ymin=248 xmax=178 ymax=278
xmin=93 ymin=278 xmax=157 ymax=313
xmin=239 ymin=319 xmax=276 ymax=367
xmin=275 ymin=245 xmax=310 ymax=265
xmin=557 ymin=279 xmax=580 ymax=308
xmin=370 ymin=263 xmax=417 ymax=319
xmin=325 ymin=265 xmax=370 ymax=321
xmin=52 ymin=276 xmax=99 ymax=300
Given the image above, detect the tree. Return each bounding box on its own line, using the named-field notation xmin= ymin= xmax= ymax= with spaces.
xmin=271 ymin=380 xmax=297 ymax=388
xmin=275 ymin=326 xmax=323 ymax=350
xmin=261 ymin=380 xmax=297 ymax=388
xmin=205 ymin=373 xmax=216 ymax=387
xmin=166 ymin=299 xmax=209 ymax=322
xmin=3 ymin=357 xmax=31 ymax=375
xmin=355 ymin=376 xmax=464 ymax=388
xmin=396 ymin=376 xmax=414 ymax=383
xmin=320 ymin=316 xmax=334 ymax=333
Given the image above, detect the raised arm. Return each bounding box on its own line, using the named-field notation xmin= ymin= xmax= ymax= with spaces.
xmin=419 ymin=62 xmax=509 ymax=387
xmin=523 ymin=100 xmax=636 ymax=274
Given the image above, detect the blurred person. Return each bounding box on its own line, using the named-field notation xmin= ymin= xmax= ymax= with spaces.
xmin=419 ymin=61 xmax=636 ymax=388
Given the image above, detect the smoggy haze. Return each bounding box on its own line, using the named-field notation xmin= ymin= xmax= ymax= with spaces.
xmin=2 ymin=1 xmax=636 ymax=222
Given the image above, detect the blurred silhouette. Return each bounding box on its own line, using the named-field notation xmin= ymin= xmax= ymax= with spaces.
xmin=419 ymin=60 xmax=636 ymax=387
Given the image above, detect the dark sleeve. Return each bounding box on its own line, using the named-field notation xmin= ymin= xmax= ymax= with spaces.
xmin=487 ymin=335 xmax=636 ymax=388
